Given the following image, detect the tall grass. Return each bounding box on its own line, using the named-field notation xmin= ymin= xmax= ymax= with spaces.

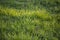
xmin=0 ymin=5 xmax=60 ymax=40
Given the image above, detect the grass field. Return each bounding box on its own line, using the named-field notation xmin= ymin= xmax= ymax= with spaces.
xmin=0 ymin=0 xmax=60 ymax=40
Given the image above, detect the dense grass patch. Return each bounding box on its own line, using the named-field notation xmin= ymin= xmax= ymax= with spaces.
xmin=0 ymin=5 xmax=60 ymax=40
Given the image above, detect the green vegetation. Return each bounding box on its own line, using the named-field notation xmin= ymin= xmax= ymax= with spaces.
xmin=0 ymin=0 xmax=60 ymax=40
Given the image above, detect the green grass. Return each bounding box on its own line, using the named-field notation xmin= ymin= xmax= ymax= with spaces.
xmin=0 ymin=5 xmax=60 ymax=40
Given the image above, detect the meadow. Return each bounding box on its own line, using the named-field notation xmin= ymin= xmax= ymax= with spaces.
xmin=0 ymin=0 xmax=60 ymax=40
